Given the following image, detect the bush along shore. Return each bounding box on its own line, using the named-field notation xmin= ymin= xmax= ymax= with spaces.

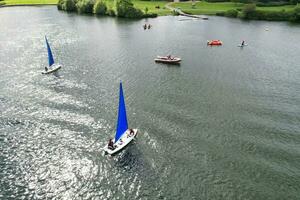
xmin=216 ymin=3 xmax=300 ymax=22
xmin=57 ymin=0 xmax=158 ymax=18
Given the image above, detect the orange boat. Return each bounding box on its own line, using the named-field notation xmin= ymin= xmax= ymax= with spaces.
xmin=207 ymin=40 xmax=223 ymax=46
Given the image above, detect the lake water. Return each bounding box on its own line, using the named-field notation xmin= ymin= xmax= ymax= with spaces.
xmin=0 ymin=6 xmax=300 ymax=200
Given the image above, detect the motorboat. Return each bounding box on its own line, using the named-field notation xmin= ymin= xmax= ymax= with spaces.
xmin=154 ymin=56 xmax=181 ymax=64
xmin=207 ymin=40 xmax=223 ymax=46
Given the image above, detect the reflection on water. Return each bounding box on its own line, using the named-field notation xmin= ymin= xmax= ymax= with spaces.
xmin=0 ymin=6 xmax=300 ymax=200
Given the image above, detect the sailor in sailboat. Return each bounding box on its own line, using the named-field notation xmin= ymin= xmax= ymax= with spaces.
xmin=108 ymin=138 xmax=115 ymax=150
xmin=42 ymin=36 xmax=62 ymax=74
xmin=103 ymin=82 xmax=138 ymax=155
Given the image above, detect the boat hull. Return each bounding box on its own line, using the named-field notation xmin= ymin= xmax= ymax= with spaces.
xmin=238 ymin=44 xmax=248 ymax=47
xmin=207 ymin=40 xmax=222 ymax=46
xmin=103 ymin=129 xmax=138 ymax=155
xmin=155 ymin=56 xmax=181 ymax=64
xmin=42 ymin=64 xmax=61 ymax=74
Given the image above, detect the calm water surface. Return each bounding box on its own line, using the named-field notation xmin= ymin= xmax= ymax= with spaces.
xmin=0 ymin=6 xmax=300 ymax=200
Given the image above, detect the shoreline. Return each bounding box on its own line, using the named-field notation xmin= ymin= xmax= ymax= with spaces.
xmin=0 ymin=4 xmax=56 ymax=7
xmin=1 ymin=2 xmax=299 ymax=23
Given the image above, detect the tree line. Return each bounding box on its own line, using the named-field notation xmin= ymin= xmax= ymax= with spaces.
xmin=216 ymin=3 xmax=300 ymax=22
xmin=57 ymin=0 xmax=157 ymax=18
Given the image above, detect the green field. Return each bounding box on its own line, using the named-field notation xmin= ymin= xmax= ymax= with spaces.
xmin=256 ymin=5 xmax=295 ymax=11
xmin=1 ymin=0 xmax=170 ymax=14
xmin=170 ymin=1 xmax=297 ymax=15
xmin=170 ymin=2 xmax=243 ymax=15
xmin=1 ymin=0 xmax=171 ymax=16
xmin=133 ymin=0 xmax=171 ymax=15
xmin=3 ymin=0 xmax=57 ymax=5
xmin=105 ymin=0 xmax=171 ymax=15
xmin=1 ymin=0 xmax=297 ymax=18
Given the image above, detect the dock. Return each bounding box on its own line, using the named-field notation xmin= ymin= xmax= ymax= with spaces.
xmin=165 ymin=2 xmax=209 ymax=20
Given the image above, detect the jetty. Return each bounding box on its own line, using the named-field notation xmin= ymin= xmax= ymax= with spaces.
xmin=165 ymin=1 xmax=208 ymax=20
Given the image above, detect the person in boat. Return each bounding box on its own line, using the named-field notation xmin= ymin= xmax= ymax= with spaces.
xmin=167 ymin=55 xmax=172 ymax=60
xmin=148 ymin=24 xmax=151 ymax=29
xmin=241 ymin=40 xmax=245 ymax=46
xmin=45 ymin=67 xmax=48 ymax=72
xmin=119 ymin=138 xmax=123 ymax=145
xmin=108 ymin=139 xmax=115 ymax=150
xmin=143 ymin=24 xmax=147 ymax=30
xmin=127 ymin=129 xmax=134 ymax=138
xmin=129 ymin=128 xmax=134 ymax=135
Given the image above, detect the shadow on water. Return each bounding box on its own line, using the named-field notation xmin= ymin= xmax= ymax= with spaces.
xmin=53 ymin=70 xmax=61 ymax=78
xmin=155 ymin=63 xmax=181 ymax=67
xmin=110 ymin=141 xmax=160 ymax=191
xmin=112 ymin=142 xmax=142 ymax=170
xmin=111 ymin=140 xmax=155 ymax=176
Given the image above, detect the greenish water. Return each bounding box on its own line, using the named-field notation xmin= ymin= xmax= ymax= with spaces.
xmin=0 ymin=6 xmax=300 ymax=200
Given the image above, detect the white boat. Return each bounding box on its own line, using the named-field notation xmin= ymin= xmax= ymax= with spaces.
xmin=42 ymin=63 xmax=61 ymax=74
xmin=238 ymin=44 xmax=248 ymax=47
xmin=42 ymin=36 xmax=62 ymax=75
xmin=103 ymin=82 xmax=138 ymax=155
xmin=154 ymin=56 xmax=181 ymax=64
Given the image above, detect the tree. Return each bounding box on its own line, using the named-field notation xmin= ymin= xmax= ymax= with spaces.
xmin=290 ymin=0 xmax=299 ymax=5
xmin=76 ymin=0 xmax=94 ymax=13
xmin=242 ymin=3 xmax=256 ymax=19
xmin=94 ymin=0 xmax=107 ymax=15
xmin=64 ymin=0 xmax=77 ymax=12
xmin=225 ymin=9 xmax=238 ymax=17
xmin=115 ymin=0 xmax=143 ymax=18
xmin=290 ymin=6 xmax=300 ymax=22
xmin=57 ymin=0 xmax=64 ymax=10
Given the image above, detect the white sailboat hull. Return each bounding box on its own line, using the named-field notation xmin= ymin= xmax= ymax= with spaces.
xmin=42 ymin=64 xmax=61 ymax=74
xmin=103 ymin=129 xmax=138 ymax=155
xmin=238 ymin=44 xmax=248 ymax=47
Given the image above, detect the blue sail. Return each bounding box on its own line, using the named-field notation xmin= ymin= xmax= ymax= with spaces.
xmin=115 ymin=82 xmax=128 ymax=142
xmin=45 ymin=36 xmax=54 ymax=67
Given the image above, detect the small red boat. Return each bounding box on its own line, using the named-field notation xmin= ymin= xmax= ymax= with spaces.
xmin=154 ymin=56 xmax=181 ymax=64
xmin=207 ymin=40 xmax=223 ymax=46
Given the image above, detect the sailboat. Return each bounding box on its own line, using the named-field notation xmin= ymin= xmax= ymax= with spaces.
xmin=42 ymin=36 xmax=62 ymax=74
xmin=103 ymin=82 xmax=138 ymax=155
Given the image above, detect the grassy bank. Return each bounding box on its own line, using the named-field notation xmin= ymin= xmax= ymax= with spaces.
xmin=1 ymin=0 xmax=169 ymax=16
xmin=105 ymin=0 xmax=171 ymax=16
xmin=170 ymin=1 xmax=297 ymax=15
xmin=132 ymin=1 xmax=171 ymax=16
xmin=1 ymin=0 xmax=299 ymax=22
xmin=3 ymin=0 xmax=57 ymax=5
xmin=256 ymin=4 xmax=295 ymax=11
xmin=1 ymin=0 xmax=170 ymax=15
xmin=171 ymin=2 xmax=243 ymax=15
